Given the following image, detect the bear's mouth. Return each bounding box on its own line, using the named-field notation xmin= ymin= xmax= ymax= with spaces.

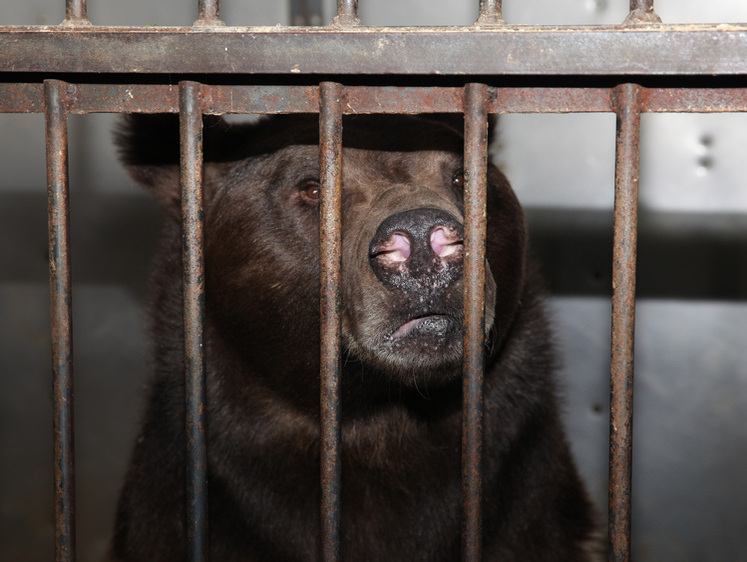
xmin=389 ymin=313 xmax=456 ymax=341
xmin=346 ymin=310 xmax=464 ymax=379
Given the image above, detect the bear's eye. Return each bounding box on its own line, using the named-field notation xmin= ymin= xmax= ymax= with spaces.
xmin=299 ymin=179 xmax=321 ymax=202
xmin=452 ymin=170 xmax=465 ymax=190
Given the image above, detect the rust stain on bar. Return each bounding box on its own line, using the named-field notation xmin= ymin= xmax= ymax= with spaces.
xmin=0 ymin=83 xmax=45 ymax=113
xmin=5 ymin=84 xmax=747 ymax=116
xmin=60 ymin=83 xmax=177 ymax=115
xmin=343 ymin=86 xmax=462 ymax=114
xmin=491 ymin=87 xmax=613 ymax=114
xmin=641 ymin=87 xmax=747 ymax=112
xmin=45 ymin=78 xmax=76 ymax=562
xmin=625 ymin=0 xmax=661 ymax=25
xmin=609 ymin=83 xmax=642 ymax=562
xmin=332 ymin=0 xmax=361 ymax=26
xmin=461 ymin=82 xmax=489 ymax=562
xmin=203 ymin=84 xmax=320 ymax=115
xmin=630 ymin=0 xmax=655 ymax=11
xmin=195 ymin=0 xmax=224 ymax=27
xmin=3 ymin=25 xmax=747 ymax=75
xmin=63 ymin=0 xmax=91 ymax=26
xmin=180 ymin=80 xmax=209 ymax=562
xmin=319 ymin=81 xmax=344 ymax=562
xmin=476 ymin=0 xmax=504 ymax=25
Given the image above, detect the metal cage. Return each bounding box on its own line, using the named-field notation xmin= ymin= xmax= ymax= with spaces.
xmin=1 ymin=0 xmax=746 ymax=560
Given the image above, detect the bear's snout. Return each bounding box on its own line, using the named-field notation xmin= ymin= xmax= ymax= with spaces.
xmin=369 ymin=207 xmax=464 ymax=295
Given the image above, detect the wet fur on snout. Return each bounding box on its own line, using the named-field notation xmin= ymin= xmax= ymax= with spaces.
xmin=110 ymin=113 xmax=600 ymax=561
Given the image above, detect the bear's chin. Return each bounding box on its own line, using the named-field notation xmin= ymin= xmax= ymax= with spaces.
xmin=344 ymin=320 xmax=468 ymax=387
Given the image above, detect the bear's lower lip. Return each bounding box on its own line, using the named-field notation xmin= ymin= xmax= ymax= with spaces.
xmin=391 ymin=314 xmax=451 ymax=340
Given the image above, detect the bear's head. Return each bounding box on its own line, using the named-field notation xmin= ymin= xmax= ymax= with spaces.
xmin=118 ymin=113 xmax=526 ymax=397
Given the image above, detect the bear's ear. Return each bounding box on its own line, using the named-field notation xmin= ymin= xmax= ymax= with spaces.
xmin=115 ymin=114 xmax=236 ymax=213
xmin=115 ymin=114 xmax=181 ymax=211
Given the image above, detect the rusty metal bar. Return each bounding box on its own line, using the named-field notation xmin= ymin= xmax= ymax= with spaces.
xmin=477 ymin=0 xmax=503 ymax=25
xmin=2 ymin=25 xmax=747 ymax=75
xmin=5 ymin=84 xmax=747 ymax=116
xmin=626 ymin=0 xmax=661 ymax=24
xmin=332 ymin=0 xmax=360 ymax=25
xmin=461 ymin=82 xmax=489 ymax=562
xmin=198 ymin=0 xmax=220 ymax=21
xmin=630 ymin=0 xmax=654 ymax=12
xmin=45 ymin=79 xmax=76 ymax=562
xmin=63 ymin=0 xmax=90 ymax=25
xmin=319 ymin=81 xmax=343 ymax=562
xmin=180 ymin=80 xmax=209 ymax=562
xmin=609 ymin=83 xmax=642 ymax=562
xmin=195 ymin=0 xmax=223 ymax=26
xmin=640 ymin=88 xmax=747 ymax=113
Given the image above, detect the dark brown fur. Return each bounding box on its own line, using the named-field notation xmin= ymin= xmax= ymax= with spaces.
xmin=110 ymin=114 xmax=598 ymax=561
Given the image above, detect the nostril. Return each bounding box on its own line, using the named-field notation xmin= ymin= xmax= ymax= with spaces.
xmin=369 ymin=209 xmax=464 ymax=290
xmin=430 ymin=226 xmax=463 ymax=258
xmin=372 ymin=232 xmax=411 ymax=264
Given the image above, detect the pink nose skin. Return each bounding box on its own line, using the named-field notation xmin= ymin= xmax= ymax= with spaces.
xmin=377 ymin=232 xmax=411 ymax=263
xmin=430 ymin=226 xmax=462 ymax=258
xmin=375 ymin=225 xmax=462 ymax=266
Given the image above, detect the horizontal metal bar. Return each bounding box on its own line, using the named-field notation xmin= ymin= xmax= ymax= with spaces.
xmin=640 ymin=88 xmax=747 ymax=112
xmin=1 ymin=25 xmax=747 ymax=75
xmin=2 ymin=83 xmax=747 ymax=115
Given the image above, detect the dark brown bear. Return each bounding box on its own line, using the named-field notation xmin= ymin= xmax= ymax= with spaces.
xmin=110 ymin=113 xmax=599 ymax=561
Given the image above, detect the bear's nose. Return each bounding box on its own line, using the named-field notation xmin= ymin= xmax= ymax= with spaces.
xmin=369 ymin=208 xmax=464 ymax=293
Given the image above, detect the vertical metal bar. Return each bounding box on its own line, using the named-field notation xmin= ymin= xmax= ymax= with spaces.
xmin=45 ymin=79 xmax=76 ymax=562
xmin=180 ymin=80 xmax=209 ymax=562
xmin=476 ymin=0 xmax=503 ymax=25
xmin=332 ymin=0 xmax=361 ymax=25
xmin=625 ymin=0 xmax=661 ymax=24
xmin=195 ymin=0 xmax=223 ymax=25
xmin=319 ymin=81 xmax=343 ymax=562
xmin=609 ymin=83 xmax=641 ymax=562
xmin=629 ymin=0 xmax=654 ymax=14
xmin=461 ymin=82 xmax=489 ymax=562
xmin=63 ymin=0 xmax=90 ymax=25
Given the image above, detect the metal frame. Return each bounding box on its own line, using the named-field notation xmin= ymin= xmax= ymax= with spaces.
xmin=3 ymin=25 xmax=747 ymax=75
xmin=2 ymin=0 xmax=746 ymax=561
xmin=45 ymin=78 xmax=76 ymax=562
xmin=319 ymin=81 xmax=344 ymax=561
xmin=179 ymin=81 xmax=209 ymax=562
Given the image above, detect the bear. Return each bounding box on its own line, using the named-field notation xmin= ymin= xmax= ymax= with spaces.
xmin=109 ymin=112 xmax=600 ymax=561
